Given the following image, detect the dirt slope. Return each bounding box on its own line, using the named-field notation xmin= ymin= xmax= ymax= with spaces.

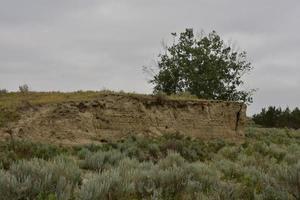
xmin=0 ymin=93 xmax=246 ymax=145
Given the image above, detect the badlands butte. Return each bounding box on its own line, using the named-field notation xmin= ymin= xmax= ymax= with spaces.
xmin=0 ymin=91 xmax=247 ymax=145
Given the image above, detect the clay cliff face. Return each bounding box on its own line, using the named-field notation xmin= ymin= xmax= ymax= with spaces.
xmin=2 ymin=94 xmax=247 ymax=145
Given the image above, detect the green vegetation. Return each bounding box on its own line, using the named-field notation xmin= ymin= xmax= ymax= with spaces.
xmin=0 ymin=90 xmax=204 ymax=128
xmin=0 ymin=91 xmax=106 ymax=128
xmin=0 ymin=91 xmax=110 ymax=108
xmin=0 ymin=157 xmax=81 ymax=200
xmin=253 ymin=106 xmax=300 ymax=129
xmin=0 ymin=108 xmax=20 ymax=127
xmin=1 ymin=127 xmax=300 ymax=199
xmin=0 ymin=140 xmax=68 ymax=169
xmin=19 ymin=84 xmax=30 ymax=93
xmin=146 ymin=29 xmax=254 ymax=103
xmin=0 ymin=90 xmax=204 ymax=109
xmin=0 ymin=89 xmax=8 ymax=94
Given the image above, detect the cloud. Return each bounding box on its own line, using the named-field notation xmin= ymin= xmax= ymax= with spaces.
xmin=0 ymin=0 xmax=299 ymax=115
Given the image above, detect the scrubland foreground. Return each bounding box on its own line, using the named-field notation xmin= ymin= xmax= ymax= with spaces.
xmin=0 ymin=127 xmax=299 ymax=200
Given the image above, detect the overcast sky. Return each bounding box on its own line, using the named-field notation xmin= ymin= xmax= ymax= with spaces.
xmin=0 ymin=0 xmax=299 ymax=115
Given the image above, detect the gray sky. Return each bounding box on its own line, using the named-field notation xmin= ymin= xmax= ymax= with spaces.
xmin=0 ymin=0 xmax=299 ymax=115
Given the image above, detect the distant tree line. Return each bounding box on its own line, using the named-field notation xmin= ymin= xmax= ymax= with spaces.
xmin=0 ymin=84 xmax=30 ymax=94
xmin=253 ymin=106 xmax=300 ymax=129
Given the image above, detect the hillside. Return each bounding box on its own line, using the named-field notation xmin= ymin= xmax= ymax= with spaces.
xmin=0 ymin=91 xmax=246 ymax=145
xmin=1 ymin=92 xmax=299 ymax=199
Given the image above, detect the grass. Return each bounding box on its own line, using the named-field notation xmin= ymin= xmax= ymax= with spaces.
xmin=0 ymin=127 xmax=300 ymax=199
xmin=0 ymin=91 xmax=114 ymax=108
xmin=0 ymin=90 xmax=224 ymax=109
xmin=0 ymin=90 xmax=207 ymax=128
xmin=0 ymin=90 xmax=136 ymax=127
xmin=0 ymin=108 xmax=20 ymax=127
xmin=0 ymin=140 xmax=69 ymax=169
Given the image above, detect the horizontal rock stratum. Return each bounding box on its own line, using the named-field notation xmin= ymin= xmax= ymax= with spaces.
xmin=0 ymin=92 xmax=247 ymax=145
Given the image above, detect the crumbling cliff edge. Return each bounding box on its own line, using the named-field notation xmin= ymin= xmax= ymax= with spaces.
xmin=0 ymin=93 xmax=247 ymax=145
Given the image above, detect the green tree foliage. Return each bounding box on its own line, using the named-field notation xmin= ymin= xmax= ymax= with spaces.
xmin=19 ymin=84 xmax=29 ymax=93
xmin=149 ymin=29 xmax=253 ymax=102
xmin=253 ymin=106 xmax=300 ymax=129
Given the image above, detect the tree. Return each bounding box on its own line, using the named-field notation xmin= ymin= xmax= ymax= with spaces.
xmin=19 ymin=84 xmax=29 ymax=93
xmin=148 ymin=29 xmax=254 ymax=102
xmin=291 ymin=107 xmax=300 ymax=129
xmin=0 ymin=88 xmax=8 ymax=94
xmin=253 ymin=106 xmax=300 ymax=129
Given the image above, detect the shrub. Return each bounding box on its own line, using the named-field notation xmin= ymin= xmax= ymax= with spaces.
xmin=123 ymin=145 xmax=144 ymax=161
xmin=236 ymin=153 xmax=257 ymax=167
xmin=207 ymin=139 xmax=226 ymax=153
xmin=117 ymin=157 xmax=140 ymax=177
xmin=158 ymin=151 xmax=185 ymax=170
xmin=219 ymin=146 xmax=240 ymax=161
xmin=252 ymin=141 xmax=270 ymax=156
xmin=147 ymin=143 xmax=161 ymax=159
xmin=1 ymin=127 xmax=300 ymax=199
xmin=0 ymin=151 xmax=17 ymax=170
xmin=283 ymin=146 xmax=300 ymax=170
xmin=77 ymin=148 xmax=91 ymax=160
xmin=0 ymin=140 xmax=66 ymax=169
xmin=215 ymin=159 xmax=243 ymax=180
xmin=158 ymin=166 xmax=189 ymax=199
xmin=79 ymin=168 xmax=133 ymax=200
xmin=237 ymin=166 xmax=267 ymax=199
xmin=134 ymin=155 xmax=190 ymax=200
xmin=75 ymin=143 xmax=104 ymax=153
xmin=213 ymin=182 xmax=240 ymax=200
xmin=0 ymin=170 xmax=19 ymax=200
xmin=133 ymin=162 xmax=160 ymax=198
xmin=81 ymin=150 xmax=124 ymax=171
xmin=19 ymin=84 xmax=29 ymax=93
xmin=51 ymin=156 xmax=82 ymax=185
xmin=0 ymin=157 xmax=81 ymax=200
xmin=0 ymin=108 xmax=20 ymax=127
xmin=185 ymin=162 xmax=219 ymax=194
xmin=255 ymin=185 xmax=289 ymax=200
xmin=272 ymin=162 xmax=300 ymax=199
xmin=159 ymin=136 xmax=207 ymax=161
xmin=268 ymin=144 xmax=287 ymax=162
xmin=11 ymin=140 xmax=66 ymax=160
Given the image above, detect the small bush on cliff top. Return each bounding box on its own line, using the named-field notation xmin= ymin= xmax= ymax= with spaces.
xmin=19 ymin=84 xmax=30 ymax=93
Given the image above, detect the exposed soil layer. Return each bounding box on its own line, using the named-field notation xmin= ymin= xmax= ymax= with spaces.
xmin=0 ymin=93 xmax=246 ymax=145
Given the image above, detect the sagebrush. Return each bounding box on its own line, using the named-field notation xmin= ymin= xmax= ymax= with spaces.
xmin=0 ymin=127 xmax=299 ymax=200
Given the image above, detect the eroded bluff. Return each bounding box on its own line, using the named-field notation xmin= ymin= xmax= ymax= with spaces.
xmin=4 ymin=94 xmax=247 ymax=145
